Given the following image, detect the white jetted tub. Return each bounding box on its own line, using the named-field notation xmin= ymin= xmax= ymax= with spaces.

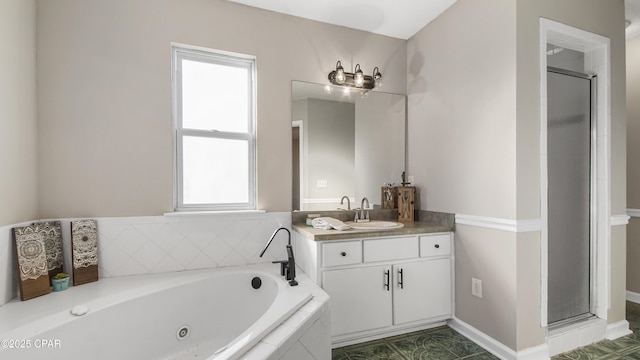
xmin=0 ymin=264 xmax=315 ymax=359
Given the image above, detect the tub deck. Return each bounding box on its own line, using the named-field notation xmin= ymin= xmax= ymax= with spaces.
xmin=0 ymin=263 xmax=330 ymax=360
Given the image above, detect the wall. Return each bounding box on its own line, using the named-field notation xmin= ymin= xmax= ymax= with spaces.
xmin=0 ymin=0 xmax=38 ymax=227
xmin=407 ymin=0 xmax=520 ymax=350
xmin=408 ymin=0 xmax=626 ymax=352
xmin=407 ymin=0 xmax=517 ymax=219
xmin=516 ymin=0 xmax=627 ymax=330
xmin=628 ymin=34 xmax=640 ymax=294
xmin=35 ymin=0 xmax=407 ymax=218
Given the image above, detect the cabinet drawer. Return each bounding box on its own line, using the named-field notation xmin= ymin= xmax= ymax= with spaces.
xmin=322 ymin=241 xmax=362 ymax=267
xmin=419 ymin=233 xmax=451 ymax=258
xmin=363 ymin=237 xmax=418 ymax=263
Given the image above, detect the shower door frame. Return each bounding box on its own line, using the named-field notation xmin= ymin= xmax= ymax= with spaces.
xmin=539 ymin=19 xmax=611 ymax=328
xmin=546 ymin=66 xmax=598 ymax=327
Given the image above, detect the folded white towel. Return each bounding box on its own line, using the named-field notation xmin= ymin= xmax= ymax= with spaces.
xmin=311 ymin=217 xmax=351 ymax=231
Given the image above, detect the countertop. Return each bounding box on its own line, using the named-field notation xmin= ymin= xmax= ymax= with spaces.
xmin=293 ymin=221 xmax=452 ymax=241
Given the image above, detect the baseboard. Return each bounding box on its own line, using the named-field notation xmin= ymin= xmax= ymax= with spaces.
xmin=448 ymin=317 xmax=549 ymax=360
xmin=606 ymin=320 xmax=633 ymax=340
xmin=547 ymin=318 xmax=606 ymax=356
xmin=627 ymin=290 xmax=640 ymax=304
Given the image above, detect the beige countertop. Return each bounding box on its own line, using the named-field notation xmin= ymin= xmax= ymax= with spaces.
xmin=293 ymin=221 xmax=452 ymax=241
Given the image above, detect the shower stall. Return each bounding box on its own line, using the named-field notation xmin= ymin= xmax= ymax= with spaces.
xmin=546 ymin=65 xmax=595 ymax=326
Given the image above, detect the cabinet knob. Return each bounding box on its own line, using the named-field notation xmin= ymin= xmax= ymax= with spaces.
xmin=434 ymin=244 xmax=440 ymax=249
xmin=340 ymin=252 xmax=347 ymax=256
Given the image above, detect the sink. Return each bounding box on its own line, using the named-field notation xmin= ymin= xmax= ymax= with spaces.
xmin=345 ymin=221 xmax=405 ymax=230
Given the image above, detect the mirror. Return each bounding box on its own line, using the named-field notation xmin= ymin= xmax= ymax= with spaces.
xmin=292 ymin=81 xmax=406 ymax=211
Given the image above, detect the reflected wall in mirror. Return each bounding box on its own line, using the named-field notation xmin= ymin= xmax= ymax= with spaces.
xmin=291 ymin=81 xmax=406 ymax=211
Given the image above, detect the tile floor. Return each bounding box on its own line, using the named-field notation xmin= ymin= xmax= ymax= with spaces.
xmin=332 ymin=301 xmax=640 ymax=360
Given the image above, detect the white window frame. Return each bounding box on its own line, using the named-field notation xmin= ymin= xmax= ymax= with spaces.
xmin=172 ymin=44 xmax=257 ymax=211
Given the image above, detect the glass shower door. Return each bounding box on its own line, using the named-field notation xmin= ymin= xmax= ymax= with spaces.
xmin=547 ymin=69 xmax=593 ymax=325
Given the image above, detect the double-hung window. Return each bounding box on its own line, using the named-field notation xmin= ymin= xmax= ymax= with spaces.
xmin=172 ymin=45 xmax=256 ymax=211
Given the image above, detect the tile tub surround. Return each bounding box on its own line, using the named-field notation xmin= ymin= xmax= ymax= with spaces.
xmin=0 ymin=212 xmax=291 ymax=306
xmin=241 ymin=272 xmax=332 ymax=360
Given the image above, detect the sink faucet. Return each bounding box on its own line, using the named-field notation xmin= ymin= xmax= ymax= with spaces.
xmin=340 ymin=196 xmax=351 ymax=210
xmin=354 ymin=197 xmax=370 ymax=222
xmin=259 ymin=227 xmax=298 ymax=286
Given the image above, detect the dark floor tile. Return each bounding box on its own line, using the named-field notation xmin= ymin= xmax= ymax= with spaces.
xmin=601 ymin=345 xmax=640 ymax=360
xmin=333 ymin=302 xmax=640 ymax=360
xmin=440 ymin=330 xmax=487 ymax=357
xmin=332 ymin=348 xmax=350 ymax=360
xmin=341 ymin=340 xmax=405 ymax=360
xmin=597 ymin=338 xmax=634 ymax=352
xmin=559 ymin=344 xmax=612 ymax=360
xmin=604 ymin=335 xmax=640 ymax=351
xmin=625 ymin=351 xmax=640 ymax=360
xmin=462 ymin=351 xmax=501 ymax=359
xmin=386 ymin=333 xmax=458 ymax=360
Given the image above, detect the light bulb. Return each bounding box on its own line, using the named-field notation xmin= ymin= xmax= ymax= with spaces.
xmin=354 ymin=64 xmax=364 ymax=87
xmin=335 ymin=61 xmax=346 ymax=84
xmin=373 ymin=67 xmax=383 ymax=88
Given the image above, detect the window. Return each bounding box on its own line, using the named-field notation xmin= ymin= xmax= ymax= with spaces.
xmin=172 ymin=45 xmax=256 ymax=211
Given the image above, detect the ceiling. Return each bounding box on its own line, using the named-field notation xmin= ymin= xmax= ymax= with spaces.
xmin=226 ymin=0 xmax=458 ymax=40
xmin=228 ymin=0 xmax=640 ymax=40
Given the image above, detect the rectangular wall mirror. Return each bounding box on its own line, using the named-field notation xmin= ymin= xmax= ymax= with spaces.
xmin=292 ymin=81 xmax=406 ymax=211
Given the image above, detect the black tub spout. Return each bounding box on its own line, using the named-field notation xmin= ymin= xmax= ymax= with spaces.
xmin=259 ymin=227 xmax=298 ymax=286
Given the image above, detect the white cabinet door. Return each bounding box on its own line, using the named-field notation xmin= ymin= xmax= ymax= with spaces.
xmin=323 ymin=265 xmax=393 ymax=336
xmin=393 ymin=259 xmax=451 ymax=325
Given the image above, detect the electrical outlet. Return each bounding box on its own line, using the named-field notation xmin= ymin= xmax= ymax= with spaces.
xmin=408 ymin=175 xmax=414 ymax=184
xmin=316 ymin=179 xmax=328 ymax=188
xmin=472 ymin=278 xmax=483 ymax=298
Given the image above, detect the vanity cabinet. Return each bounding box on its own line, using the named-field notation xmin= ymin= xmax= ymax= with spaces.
xmin=323 ymin=265 xmax=392 ymax=335
xmin=294 ymin=230 xmax=453 ymax=346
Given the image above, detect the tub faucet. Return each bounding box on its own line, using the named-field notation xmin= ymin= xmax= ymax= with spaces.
xmin=259 ymin=227 xmax=298 ymax=286
xmin=340 ymin=196 xmax=351 ymax=210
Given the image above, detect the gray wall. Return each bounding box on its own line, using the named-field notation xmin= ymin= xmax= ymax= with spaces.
xmin=408 ymin=0 xmax=626 ymax=351
xmin=35 ymin=0 xmax=407 ymax=218
xmin=0 ymin=0 xmax=38 ymax=227
xmin=628 ymin=35 xmax=640 ymax=294
xmin=517 ymin=0 xmax=627 ymax=328
xmin=407 ymin=0 xmax=520 ymax=348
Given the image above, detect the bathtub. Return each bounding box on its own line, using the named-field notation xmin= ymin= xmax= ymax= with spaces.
xmin=0 ymin=264 xmax=320 ymax=360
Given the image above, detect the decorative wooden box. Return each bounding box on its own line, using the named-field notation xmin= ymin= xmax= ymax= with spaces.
xmin=397 ymin=186 xmax=416 ymax=222
xmin=381 ymin=186 xmax=397 ymax=209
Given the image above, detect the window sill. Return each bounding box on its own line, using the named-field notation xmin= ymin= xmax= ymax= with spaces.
xmin=163 ymin=210 xmax=266 ymax=217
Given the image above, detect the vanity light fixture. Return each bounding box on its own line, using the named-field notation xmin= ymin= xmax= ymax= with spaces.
xmin=327 ymin=60 xmax=382 ymax=92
